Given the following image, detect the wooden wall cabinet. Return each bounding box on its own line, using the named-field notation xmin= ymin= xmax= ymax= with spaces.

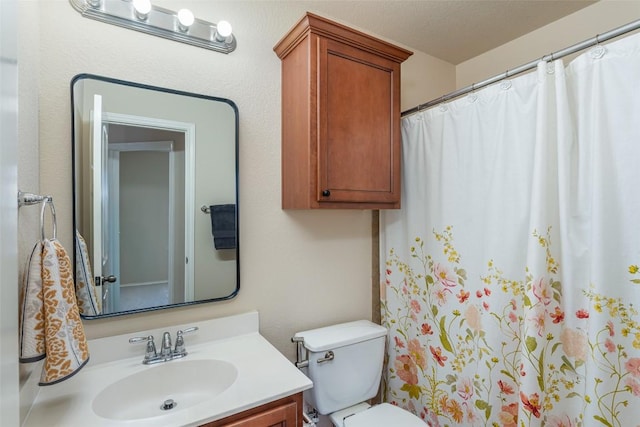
xmin=274 ymin=13 xmax=412 ymax=209
xmin=201 ymin=393 xmax=302 ymax=427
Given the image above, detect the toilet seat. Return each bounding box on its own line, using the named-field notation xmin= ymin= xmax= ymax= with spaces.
xmin=331 ymin=403 xmax=424 ymax=427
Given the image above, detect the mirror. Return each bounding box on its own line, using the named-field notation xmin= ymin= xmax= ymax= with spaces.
xmin=72 ymin=74 xmax=239 ymax=318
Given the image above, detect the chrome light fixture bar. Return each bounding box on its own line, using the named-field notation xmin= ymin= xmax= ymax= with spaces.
xmin=69 ymin=0 xmax=236 ymax=54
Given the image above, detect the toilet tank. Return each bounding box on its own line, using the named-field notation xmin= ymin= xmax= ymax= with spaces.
xmin=294 ymin=320 xmax=387 ymax=415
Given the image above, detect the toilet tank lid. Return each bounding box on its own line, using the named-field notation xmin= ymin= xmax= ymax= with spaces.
xmin=293 ymin=320 xmax=387 ymax=352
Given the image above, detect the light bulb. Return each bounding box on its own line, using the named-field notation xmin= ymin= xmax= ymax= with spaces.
xmin=177 ymin=8 xmax=194 ymax=31
xmin=132 ymin=0 xmax=151 ymax=20
xmin=216 ymin=20 xmax=232 ymax=38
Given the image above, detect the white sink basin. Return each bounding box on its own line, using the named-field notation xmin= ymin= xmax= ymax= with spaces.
xmin=92 ymin=359 xmax=238 ymax=421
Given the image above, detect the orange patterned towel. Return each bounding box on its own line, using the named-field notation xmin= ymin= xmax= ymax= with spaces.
xmin=19 ymin=239 xmax=89 ymax=385
xmin=75 ymin=231 xmax=101 ymax=316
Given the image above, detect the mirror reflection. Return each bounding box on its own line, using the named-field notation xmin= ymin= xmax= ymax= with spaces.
xmin=72 ymin=74 xmax=239 ymax=318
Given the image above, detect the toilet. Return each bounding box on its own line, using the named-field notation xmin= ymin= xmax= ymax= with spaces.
xmin=293 ymin=320 xmax=425 ymax=427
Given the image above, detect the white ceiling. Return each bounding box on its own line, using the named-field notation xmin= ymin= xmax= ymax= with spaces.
xmin=295 ymin=0 xmax=597 ymax=64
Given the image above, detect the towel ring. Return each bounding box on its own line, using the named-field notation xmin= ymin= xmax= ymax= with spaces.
xmin=40 ymin=197 xmax=57 ymax=241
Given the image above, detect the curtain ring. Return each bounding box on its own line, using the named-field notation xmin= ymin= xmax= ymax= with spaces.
xmin=438 ymin=95 xmax=448 ymax=111
xmin=40 ymin=197 xmax=57 ymax=241
xmin=467 ymin=83 xmax=478 ymax=103
xmin=591 ymin=35 xmax=606 ymax=59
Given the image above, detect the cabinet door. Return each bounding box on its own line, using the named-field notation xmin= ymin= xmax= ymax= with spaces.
xmin=219 ymin=401 xmax=297 ymax=427
xmin=317 ymin=38 xmax=401 ymax=205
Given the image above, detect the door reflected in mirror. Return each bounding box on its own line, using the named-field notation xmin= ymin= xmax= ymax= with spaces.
xmin=72 ymin=74 xmax=239 ymax=318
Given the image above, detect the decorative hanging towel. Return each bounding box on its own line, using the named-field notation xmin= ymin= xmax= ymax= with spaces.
xmin=19 ymin=239 xmax=89 ymax=386
xmin=74 ymin=231 xmax=101 ymax=316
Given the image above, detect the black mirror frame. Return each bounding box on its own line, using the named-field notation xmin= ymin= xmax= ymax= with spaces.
xmin=71 ymin=73 xmax=240 ymax=319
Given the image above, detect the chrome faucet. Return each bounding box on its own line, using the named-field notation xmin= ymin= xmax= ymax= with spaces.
xmin=160 ymin=332 xmax=173 ymax=357
xmin=129 ymin=326 xmax=199 ymax=365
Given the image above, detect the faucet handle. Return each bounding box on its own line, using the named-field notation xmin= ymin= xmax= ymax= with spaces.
xmin=174 ymin=326 xmax=199 ymax=355
xmin=129 ymin=335 xmax=157 ymax=360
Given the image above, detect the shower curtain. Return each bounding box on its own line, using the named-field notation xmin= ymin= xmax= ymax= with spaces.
xmin=381 ymin=33 xmax=640 ymax=427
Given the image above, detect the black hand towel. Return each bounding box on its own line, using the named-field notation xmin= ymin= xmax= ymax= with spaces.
xmin=209 ymin=204 xmax=236 ymax=250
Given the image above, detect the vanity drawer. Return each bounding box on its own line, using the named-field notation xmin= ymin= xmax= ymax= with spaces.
xmin=201 ymin=392 xmax=302 ymax=427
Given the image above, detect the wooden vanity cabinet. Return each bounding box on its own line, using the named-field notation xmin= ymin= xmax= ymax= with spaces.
xmin=274 ymin=13 xmax=412 ymax=209
xmin=200 ymin=392 xmax=302 ymax=427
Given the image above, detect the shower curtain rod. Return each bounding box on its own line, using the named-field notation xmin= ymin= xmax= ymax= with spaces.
xmin=401 ymin=18 xmax=640 ymax=117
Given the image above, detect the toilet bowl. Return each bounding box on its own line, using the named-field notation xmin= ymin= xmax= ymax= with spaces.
xmin=292 ymin=320 xmax=424 ymax=427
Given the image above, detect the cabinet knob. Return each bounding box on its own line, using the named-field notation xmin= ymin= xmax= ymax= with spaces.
xmin=322 ymin=190 xmax=331 ymax=197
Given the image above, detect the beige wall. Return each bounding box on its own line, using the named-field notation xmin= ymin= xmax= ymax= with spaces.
xmin=401 ymin=50 xmax=456 ymax=112
xmin=29 ymin=0 xmax=453 ymax=370
xmin=456 ymin=1 xmax=640 ymax=88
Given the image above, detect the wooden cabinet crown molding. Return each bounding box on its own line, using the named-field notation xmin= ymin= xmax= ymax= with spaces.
xmin=274 ymin=12 xmax=413 ymax=62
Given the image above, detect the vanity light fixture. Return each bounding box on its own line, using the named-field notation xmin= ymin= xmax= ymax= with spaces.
xmin=69 ymin=0 xmax=236 ymax=54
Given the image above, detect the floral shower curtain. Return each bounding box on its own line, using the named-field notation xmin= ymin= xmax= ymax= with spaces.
xmin=381 ymin=33 xmax=640 ymax=427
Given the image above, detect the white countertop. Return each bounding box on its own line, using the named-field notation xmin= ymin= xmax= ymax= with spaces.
xmin=22 ymin=312 xmax=312 ymax=427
